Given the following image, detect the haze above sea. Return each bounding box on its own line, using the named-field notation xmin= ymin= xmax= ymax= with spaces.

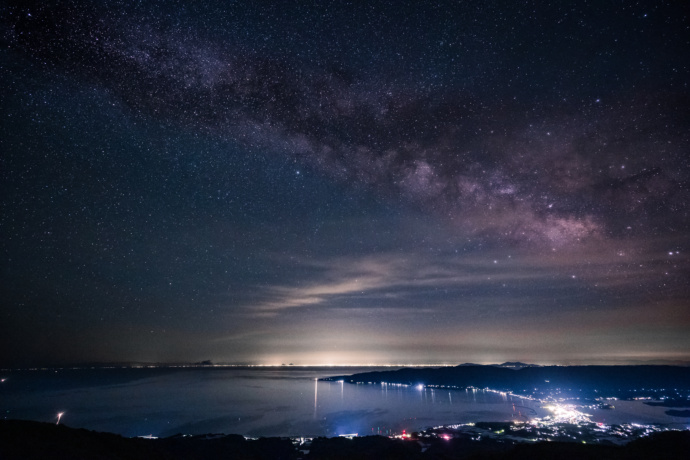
xmin=0 ymin=367 xmax=684 ymax=438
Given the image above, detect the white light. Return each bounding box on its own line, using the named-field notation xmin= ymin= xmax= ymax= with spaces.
xmin=543 ymin=403 xmax=591 ymax=424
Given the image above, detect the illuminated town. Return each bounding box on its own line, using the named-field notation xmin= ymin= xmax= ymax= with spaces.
xmin=309 ymin=373 xmax=690 ymax=451
xmin=288 ymin=384 xmax=688 ymax=455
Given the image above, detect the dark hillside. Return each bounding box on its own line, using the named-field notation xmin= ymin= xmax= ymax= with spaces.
xmin=323 ymin=365 xmax=690 ymax=398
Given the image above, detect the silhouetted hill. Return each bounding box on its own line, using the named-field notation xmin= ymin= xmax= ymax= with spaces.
xmin=0 ymin=420 xmax=296 ymax=460
xmin=322 ymin=365 xmax=690 ymax=398
xmin=1 ymin=420 xmax=688 ymax=459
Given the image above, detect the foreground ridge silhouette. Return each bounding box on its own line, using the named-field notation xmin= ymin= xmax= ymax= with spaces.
xmin=1 ymin=420 xmax=688 ymax=460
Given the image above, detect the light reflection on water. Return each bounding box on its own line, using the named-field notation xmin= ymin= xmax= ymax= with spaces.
xmin=0 ymin=367 xmax=682 ymax=438
xmin=312 ymin=379 xmax=546 ymax=437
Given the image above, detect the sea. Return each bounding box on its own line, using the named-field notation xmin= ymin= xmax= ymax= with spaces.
xmin=0 ymin=367 xmax=686 ymax=438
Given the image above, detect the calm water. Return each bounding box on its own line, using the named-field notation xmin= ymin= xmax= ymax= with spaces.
xmin=0 ymin=367 xmax=684 ymax=438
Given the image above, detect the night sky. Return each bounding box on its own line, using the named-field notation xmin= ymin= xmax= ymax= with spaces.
xmin=1 ymin=1 xmax=689 ymax=368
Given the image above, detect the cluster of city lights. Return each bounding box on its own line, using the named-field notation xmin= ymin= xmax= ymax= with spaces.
xmin=541 ymin=403 xmax=592 ymax=424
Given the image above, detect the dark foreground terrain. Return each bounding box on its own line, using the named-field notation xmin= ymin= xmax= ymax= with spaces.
xmin=1 ymin=420 xmax=689 ymax=459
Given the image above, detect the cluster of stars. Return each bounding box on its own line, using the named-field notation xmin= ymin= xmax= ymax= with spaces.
xmin=0 ymin=0 xmax=688 ymax=366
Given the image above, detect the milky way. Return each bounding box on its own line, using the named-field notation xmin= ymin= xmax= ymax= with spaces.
xmin=1 ymin=1 xmax=689 ymax=366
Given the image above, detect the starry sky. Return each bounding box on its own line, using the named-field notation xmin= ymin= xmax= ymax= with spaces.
xmin=1 ymin=1 xmax=689 ymax=368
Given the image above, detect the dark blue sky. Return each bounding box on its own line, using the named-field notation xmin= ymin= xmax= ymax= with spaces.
xmin=1 ymin=0 xmax=688 ymax=367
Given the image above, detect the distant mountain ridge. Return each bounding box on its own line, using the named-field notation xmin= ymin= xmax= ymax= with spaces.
xmin=455 ymin=362 xmax=539 ymax=369
xmin=322 ymin=364 xmax=690 ymax=399
xmin=493 ymin=362 xmax=541 ymax=369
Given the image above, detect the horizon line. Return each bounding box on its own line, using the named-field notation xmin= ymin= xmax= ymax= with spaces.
xmin=4 ymin=360 xmax=690 ymax=371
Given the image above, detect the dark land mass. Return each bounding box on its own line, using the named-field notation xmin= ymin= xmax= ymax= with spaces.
xmin=322 ymin=365 xmax=690 ymax=399
xmin=645 ymin=400 xmax=690 ymax=408
xmin=642 ymin=399 xmax=690 ymax=417
xmin=0 ymin=420 xmax=297 ymax=460
xmin=2 ymin=420 xmax=690 ymax=460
